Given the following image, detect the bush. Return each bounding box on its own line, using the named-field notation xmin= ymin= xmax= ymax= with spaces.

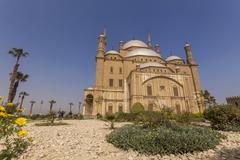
xmin=131 ymin=102 xmax=144 ymax=113
xmin=96 ymin=113 xmax=103 ymax=119
xmin=29 ymin=114 xmax=48 ymax=120
xmin=106 ymin=122 xmax=223 ymax=155
xmin=115 ymin=112 xmax=138 ymax=122
xmin=175 ymin=112 xmax=205 ymax=124
xmin=204 ymin=105 xmax=240 ymax=131
xmin=135 ymin=111 xmax=170 ymax=128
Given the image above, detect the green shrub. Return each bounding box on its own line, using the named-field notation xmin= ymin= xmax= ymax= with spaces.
xmin=175 ymin=112 xmax=205 ymax=124
xmin=204 ymin=105 xmax=240 ymax=131
xmin=115 ymin=112 xmax=138 ymax=122
xmin=96 ymin=113 xmax=103 ymax=119
xmin=106 ymin=122 xmax=223 ymax=155
xmin=131 ymin=102 xmax=144 ymax=113
xmin=30 ymin=114 xmax=48 ymax=120
xmin=135 ymin=111 xmax=170 ymax=128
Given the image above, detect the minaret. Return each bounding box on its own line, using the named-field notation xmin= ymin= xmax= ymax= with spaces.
xmin=184 ymin=43 xmax=196 ymax=65
xmin=155 ymin=44 xmax=161 ymax=57
xmin=96 ymin=29 xmax=107 ymax=58
xmin=184 ymin=42 xmax=204 ymax=112
xmin=95 ymin=29 xmax=106 ymax=88
xmin=148 ymin=33 xmax=152 ymax=49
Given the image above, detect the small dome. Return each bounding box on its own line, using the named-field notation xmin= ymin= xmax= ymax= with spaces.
xmin=125 ymin=48 xmax=160 ymax=58
xmin=140 ymin=62 xmax=166 ymax=69
xmin=123 ymin=40 xmax=148 ymax=49
xmin=166 ymin=55 xmax=182 ymax=61
xmin=106 ymin=50 xmax=119 ymax=54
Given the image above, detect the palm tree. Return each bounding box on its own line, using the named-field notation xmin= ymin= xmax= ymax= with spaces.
xmin=19 ymin=92 xmax=29 ymax=109
xmin=8 ymin=48 xmax=29 ymax=102
xmin=69 ymin=103 xmax=74 ymax=115
xmin=29 ymin=100 xmax=36 ymax=115
xmin=9 ymin=72 xmax=29 ymax=103
xmin=49 ymin=100 xmax=56 ymax=112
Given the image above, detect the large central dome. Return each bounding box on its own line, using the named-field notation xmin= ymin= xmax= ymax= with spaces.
xmin=125 ymin=48 xmax=160 ymax=58
xmin=123 ymin=40 xmax=148 ymax=49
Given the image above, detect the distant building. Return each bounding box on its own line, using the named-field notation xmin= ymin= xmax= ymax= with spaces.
xmin=82 ymin=30 xmax=205 ymax=116
xmin=226 ymin=96 xmax=240 ymax=107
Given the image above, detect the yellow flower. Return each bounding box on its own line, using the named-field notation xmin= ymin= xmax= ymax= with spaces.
xmin=17 ymin=130 xmax=27 ymax=138
xmin=0 ymin=96 xmax=4 ymax=100
xmin=0 ymin=105 xmax=5 ymax=112
xmin=7 ymin=103 xmax=14 ymax=107
xmin=17 ymin=108 xmax=25 ymax=113
xmin=15 ymin=117 xmax=27 ymax=126
xmin=0 ymin=112 xmax=7 ymax=117
xmin=28 ymin=137 xmax=33 ymax=142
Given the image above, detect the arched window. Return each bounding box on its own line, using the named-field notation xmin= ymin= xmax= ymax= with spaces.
xmin=118 ymin=104 xmax=123 ymax=112
xmin=173 ymin=86 xmax=179 ymax=97
xmin=176 ymin=103 xmax=181 ymax=114
xmin=119 ymin=67 xmax=122 ymax=74
xmin=110 ymin=67 xmax=113 ymax=74
xmin=108 ymin=105 xmax=113 ymax=113
xmin=160 ymin=85 xmax=165 ymax=91
xmin=147 ymin=84 xmax=152 ymax=96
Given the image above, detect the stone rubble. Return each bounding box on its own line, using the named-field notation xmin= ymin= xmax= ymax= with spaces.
xmin=18 ymin=120 xmax=240 ymax=160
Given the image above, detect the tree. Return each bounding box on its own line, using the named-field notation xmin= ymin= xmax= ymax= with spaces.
xmin=19 ymin=92 xmax=29 ymax=109
xmin=7 ymin=48 xmax=29 ymax=103
xmin=69 ymin=103 xmax=74 ymax=115
xmin=131 ymin=102 xmax=145 ymax=113
xmin=9 ymin=72 xmax=29 ymax=103
xmin=49 ymin=100 xmax=56 ymax=112
xmin=29 ymin=101 xmax=36 ymax=115
xmin=201 ymin=90 xmax=216 ymax=108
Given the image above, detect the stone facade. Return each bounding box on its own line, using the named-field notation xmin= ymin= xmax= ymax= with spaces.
xmin=226 ymin=96 xmax=240 ymax=108
xmin=82 ymin=30 xmax=204 ymax=116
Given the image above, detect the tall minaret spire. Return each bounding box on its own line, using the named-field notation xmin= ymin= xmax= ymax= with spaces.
xmin=148 ymin=33 xmax=152 ymax=49
xmin=103 ymin=27 xmax=107 ymax=38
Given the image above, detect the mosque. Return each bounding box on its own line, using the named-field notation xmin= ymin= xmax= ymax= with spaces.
xmin=82 ymin=30 xmax=204 ymax=116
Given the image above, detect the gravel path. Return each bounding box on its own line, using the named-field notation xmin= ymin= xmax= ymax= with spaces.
xmin=19 ymin=120 xmax=240 ymax=160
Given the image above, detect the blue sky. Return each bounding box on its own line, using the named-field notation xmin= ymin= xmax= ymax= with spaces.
xmin=0 ymin=0 xmax=239 ymax=114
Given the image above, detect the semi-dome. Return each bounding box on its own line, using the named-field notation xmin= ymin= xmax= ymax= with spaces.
xmin=106 ymin=50 xmax=119 ymax=54
xmin=125 ymin=48 xmax=160 ymax=58
xmin=140 ymin=62 xmax=166 ymax=69
xmin=123 ymin=40 xmax=148 ymax=49
xmin=166 ymin=55 xmax=182 ymax=61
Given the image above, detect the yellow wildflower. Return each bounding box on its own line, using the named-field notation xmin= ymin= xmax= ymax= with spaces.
xmin=17 ymin=130 xmax=27 ymax=138
xmin=7 ymin=103 xmax=14 ymax=107
xmin=0 ymin=96 xmax=3 ymax=100
xmin=0 ymin=105 xmax=5 ymax=112
xmin=15 ymin=117 xmax=27 ymax=126
xmin=0 ymin=112 xmax=7 ymax=117
xmin=17 ymin=108 xmax=25 ymax=113
xmin=28 ymin=137 xmax=33 ymax=142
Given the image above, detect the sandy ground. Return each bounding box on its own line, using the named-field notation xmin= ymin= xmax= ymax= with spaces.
xmin=18 ymin=120 xmax=240 ymax=160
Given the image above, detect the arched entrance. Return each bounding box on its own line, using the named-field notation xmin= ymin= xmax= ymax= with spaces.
xmin=85 ymin=94 xmax=94 ymax=115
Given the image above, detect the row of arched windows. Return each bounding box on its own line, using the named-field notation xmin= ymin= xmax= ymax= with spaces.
xmin=146 ymin=85 xmax=179 ymax=97
xmin=110 ymin=67 xmax=122 ymax=74
xmin=107 ymin=104 xmax=123 ymax=113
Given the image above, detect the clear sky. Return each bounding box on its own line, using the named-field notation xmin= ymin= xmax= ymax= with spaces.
xmin=0 ymin=0 xmax=239 ymax=114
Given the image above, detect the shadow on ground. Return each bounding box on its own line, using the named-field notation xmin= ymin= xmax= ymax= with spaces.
xmin=210 ymin=147 xmax=240 ymax=160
